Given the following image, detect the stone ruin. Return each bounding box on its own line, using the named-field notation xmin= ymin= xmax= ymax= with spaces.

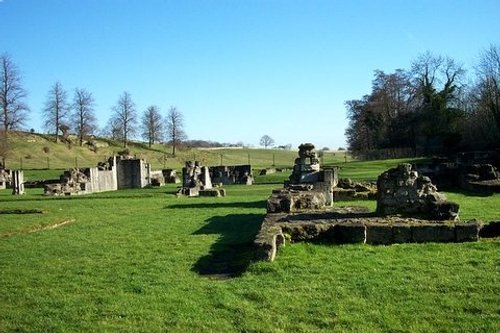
xmin=377 ymin=163 xmax=460 ymax=220
xmin=415 ymin=151 xmax=500 ymax=194
xmin=11 ymin=170 xmax=24 ymax=195
xmin=177 ymin=161 xmax=225 ymax=197
xmin=0 ymin=168 xmax=24 ymax=195
xmin=149 ymin=169 xmax=181 ymax=186
xmin=333 ymin=178 xmax=377 ymax=201
xmin=209 ymin=165 xmax=253 ymax=185
xmin=0 ymin=167 xmax=11 ymax=190
xmin=255 ymin=156 xmax=493 ymax=262
xmin=163 ymin=169 xmax=181 ymax=184
xmin=44 ymin=168 xmax=91 ymax=196
xmin=44 ymin=155 xmax=151 ymax=196
xmin=255 ymin=209 xmax=484 ymax=262
xmin=267 ymin=143 xmax=338 ymax=213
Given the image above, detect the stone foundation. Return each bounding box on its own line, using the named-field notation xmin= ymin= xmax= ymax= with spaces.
xmin=255 ymin=208 xmax=484 ymax=262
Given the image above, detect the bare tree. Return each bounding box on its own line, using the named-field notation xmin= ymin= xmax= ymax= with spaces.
xmin=260 ymin=135 xmax=274 ymax=148
xmin=0 ymin=53 xmax=29 ymax=135
xmin=165 ymin=106 xmax=186 ymax=156
xmin=105 ymin=116 xmax=124 ymax=141
xmin=43 ymin=81 xmax=70 ymax=142
xmin=141 ymin=105 xmax=164 ymax=148
xmin=110 ymin=91 xmax=137 ymax=147
xmin=0 ymin=130 xmax=10 ymax=167
xmin=72 ymin=88 xmax=97 ymax=146
xmin=476 ymin=44 xmax=500 ymax=138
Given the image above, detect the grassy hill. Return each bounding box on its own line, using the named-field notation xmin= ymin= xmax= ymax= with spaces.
xmin=2 ymin=131 xmax=353 ymax=179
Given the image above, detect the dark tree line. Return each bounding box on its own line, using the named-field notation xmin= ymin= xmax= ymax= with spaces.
xmin=345 ymin=46 xmax=500 ymax=159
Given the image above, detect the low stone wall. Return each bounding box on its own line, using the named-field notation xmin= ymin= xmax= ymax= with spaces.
xmin=267 ymin=189 xmax=328 ymax=213
xmin=255 ymin=209 xmax=485 ymax=262
xmin=416 ymin=160 xmax=500 ymax=193
xmin=210 ymin=165 xmax=253 ymax=185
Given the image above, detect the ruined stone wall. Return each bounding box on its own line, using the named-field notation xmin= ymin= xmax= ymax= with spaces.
xmin=85 ymin=167 xmax=117 ymax=193
xmin=43 ymin=156 xmax=152 ymax=196
xmin=11 ymin=170 xmax=24 ymax=195
xmin=377 ymin=163 xmax=459 ymax=220
xmin=0 ymin=168 xmax=11 ymax=189
xmin=162 ymin=169 xmax=180 ymax=184
xmin=266 ymin=144 xmax=339 ymax=212
xmin=178 ymin=161 xmax=215 ymax=196
xmin=209 ymin=165 xmax=253 ymax=185
xmin=115 ymin=158 xmax=151 ymax=189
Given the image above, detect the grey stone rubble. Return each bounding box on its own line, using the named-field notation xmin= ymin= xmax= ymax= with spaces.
xmin=0 ymin=168 xmax=24 ymax=195
xmin=333 ymin=178 xmax=377 ymax=201
xmin=44 ymin=155 xmax=151 ymax=196
xmin=267 ymin=143 xmax=338 ymax=213
xmin=149 ymin=169 xmax=181 ymax=187
xmin=377 ymin=163 xmax=460 ymax=220
xmin=177 ymin=161 xmax=225 ymax=197
xmin=0 ymin=168 xmax=11 ymax=190
xmin=416 ymin=152 xmax=500 ymax=193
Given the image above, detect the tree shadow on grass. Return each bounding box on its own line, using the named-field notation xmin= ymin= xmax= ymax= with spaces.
xmin=191 ymin=213 xmax=265 ymax=279
xmin=168 ymin=200 xmax=266 ymax=209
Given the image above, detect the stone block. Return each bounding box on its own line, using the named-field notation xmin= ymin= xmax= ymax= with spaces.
xmin=281 ymin=223 xmax=330 ymax=242
xmin=290 ymin=191 xmax=326 ymax=211
xmin=366 ymin=224 xmax=393 ymax=245
xmin=392 ymin=224 xmax=412 ymax=243
xmin=254 ymin=224 xmax=284 ymax=262
xmin=333 ymin=223 xmax=366 ymax=244
xmin=267 ymin=193 xmax=291 ymax=213
xmin=332 ymin=188 xmax=356 ymax=201
xmin=260 ymin=168 xmax=276 ymax=175
xmin=455 ymin=222 xmax=481 ymax=242
xmin=479 ymin=221 xmax=500 ymax=238
xmin=412 ymin=224 xmax=455 ymax=243
xmin=12 ymin=170 xmax=24 ymax=195
xmin=199 ymin=189 xmax=222 ymax=197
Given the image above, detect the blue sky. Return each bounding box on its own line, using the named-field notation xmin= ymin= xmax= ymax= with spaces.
xmin=1 ymin=0 xmax=499 ymax=149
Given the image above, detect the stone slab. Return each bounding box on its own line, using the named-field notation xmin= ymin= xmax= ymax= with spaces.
xmin=254 ymin=208 xmax=483 ymax=262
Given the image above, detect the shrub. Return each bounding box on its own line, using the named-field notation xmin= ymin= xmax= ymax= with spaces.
xmin=117 ymin=148 xmax=131 ymax=156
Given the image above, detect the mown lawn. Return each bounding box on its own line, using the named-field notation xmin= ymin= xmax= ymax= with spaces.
xmin=0 ymin=173 xmax=499 ymax=332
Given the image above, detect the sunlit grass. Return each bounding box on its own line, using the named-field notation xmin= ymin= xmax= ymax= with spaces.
xmin=1 ymin=160 xmax=499 ymax=332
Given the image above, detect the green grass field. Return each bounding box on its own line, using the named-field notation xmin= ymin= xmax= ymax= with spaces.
xmin=1 ymin=160 xmax=499 ymax=332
